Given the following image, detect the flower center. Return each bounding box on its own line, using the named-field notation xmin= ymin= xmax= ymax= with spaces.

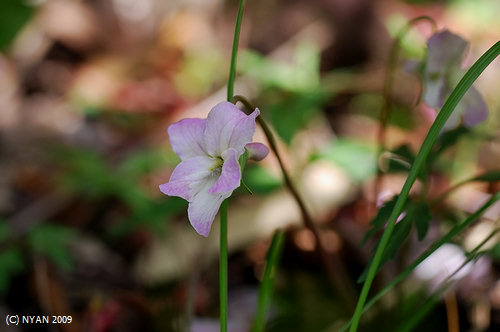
xmin=208 ymin=156 xmax=224 ymax=175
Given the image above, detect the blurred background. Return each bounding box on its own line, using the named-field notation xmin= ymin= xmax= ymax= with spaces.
xmin=1 ymin=0 xmax=500 ymax=331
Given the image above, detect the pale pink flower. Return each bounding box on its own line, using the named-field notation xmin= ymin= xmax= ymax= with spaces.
xmin=160 ymin=102 xmax=269 ymax=236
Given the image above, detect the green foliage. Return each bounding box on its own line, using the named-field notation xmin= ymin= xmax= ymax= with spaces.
xmin=0 ymin=0 xmax=35 ymax=50
xmin=240 ymin=42 xmax=326 ymax=144
xmin=0 ymin=248 xmax=24 ymax=294
xmin=28 ymin=225 xmax=75 ymax=272
xmin=240 ymin=41 xmax=320 ymax=93
xmin=318 ymin=139 xmax=377 ymax=182
xmin=51 ymin=146 xmax=183 ymax=236
xmin=359 ymin=198 xmax=432 ymax=282
xmin=243 ymin=165 xmax=282 ymax=194
xmin=266 ymin=91 xmax=327 ymax=144
xmin=351 ymin=94 xmax=415 ymax=130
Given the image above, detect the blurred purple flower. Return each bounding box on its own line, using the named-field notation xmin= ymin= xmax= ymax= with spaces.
xmin=423 ymin=30 xmax=488 ymax=129
xmin=159 ymin=102 xmax=269 ymax=236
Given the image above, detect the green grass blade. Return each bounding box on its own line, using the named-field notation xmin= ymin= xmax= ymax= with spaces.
xmin=252 ymin=230 xmax=286 ymax=332
xmin=349 ymin=41 xmax=500 ymax=332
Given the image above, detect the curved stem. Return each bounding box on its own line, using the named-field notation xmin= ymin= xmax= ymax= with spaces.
xmin=350 ymin=41 xmax=500 ymax=332
xmin=231 ymin=95 xmax=356 ymax=309
xmin=374 ymin=16 xmax=437 ymax=208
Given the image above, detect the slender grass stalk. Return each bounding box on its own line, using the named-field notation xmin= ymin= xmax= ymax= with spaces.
xmin=227 ymin=0 xmax=246 ymax=102
xmin=340 ymin=192 xmax=500 ymax=331
xmin=252 ymin=230 xmax=286 ymax=332
xmin=220 ymin=1 xmax=246 ymax=331
xmin=349 ymin=41 xmax=500 ymax=332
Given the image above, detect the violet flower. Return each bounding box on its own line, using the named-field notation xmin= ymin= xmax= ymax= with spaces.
xmin=159 ymin=102 xmax=269 ymax=236
xmin=423 ymin=30 xmax=488 ymax=130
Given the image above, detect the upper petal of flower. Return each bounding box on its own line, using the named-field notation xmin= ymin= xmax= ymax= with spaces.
xmin=159 ymin=155 xmax=215 ymax=201
xmin=204 ymin=101 xmax=259 ymax=157
xmin=168 ymin=118 xmax=207 ymax=160
xmin=426 ymin=30 xmax=467 ymax=74
xmin=209 ymin=148 xmax=241 ymax=195
xmin=188 ymin=178 xmax=229 ymax=237
xmin=245 ymin=142 xmax=269 ymax=161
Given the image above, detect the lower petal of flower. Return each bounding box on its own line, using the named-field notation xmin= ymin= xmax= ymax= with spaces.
xmin=188 ymin=178 xmax=229 ymax=237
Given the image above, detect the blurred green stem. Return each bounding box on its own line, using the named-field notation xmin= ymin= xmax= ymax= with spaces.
xmin=231 ymin=95 xmax=356 ymax=309
xmin=252 ymin=230 xmax=286 ymax=332
xmin=350 ymin=41 xmax=500 ymax=332
xmin=374 ymin=16 xmax=436 ymax=206
xmin=227 ymin=0 xmax=246 ymax=102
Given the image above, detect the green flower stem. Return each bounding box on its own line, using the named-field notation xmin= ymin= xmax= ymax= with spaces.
xmin=340 ymin=191 xmax=500 ymax=332
xmin=219 ymin=200 xmax=228 ymax=332
xmin=374 ymin=16 xmax=437 ymax=208
xmin=231 ymin=95 xmax=356 ymax=309
xmin=227 ymin=0 xmax=246 ymax=102
xmin=349 ymin=41 xmax=500 ymax=332
xmin=220 ymin=1 xmax=246 ymax=331
xmin=252 ymin=230 xmax=286 ymax=332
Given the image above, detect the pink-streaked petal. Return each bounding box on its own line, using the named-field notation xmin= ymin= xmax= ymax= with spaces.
xmin=204 ymin=102 xmax=260 ymax=156
xmin=462 ymin=87 xmax=488 ymax=127
xmin=245 ymin=142 xmax=269 ymax=161
xmin=159 ymin=156 xmax=215 ymax=201
xmin=168 ymin=118 xmax=207 ymax=160
xmin=209 ymin=148 xmax=241 ymax=195
xmin=187 ymin=179 xmax=228 ymax=237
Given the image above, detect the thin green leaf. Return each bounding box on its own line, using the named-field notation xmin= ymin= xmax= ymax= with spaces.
xmin=350 ymin=41 xmax=500 ymax=332
xmin=252 ymin=230 xmax=286 ymax=332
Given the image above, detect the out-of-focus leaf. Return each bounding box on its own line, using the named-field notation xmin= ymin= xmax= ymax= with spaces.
xmin=243 ymin=165 xmax=282 ymax=195
xmin=108 ymin=197 xmax=186 ymax=238
xmin=433 ymin=126 xmax=470 ymax=155
xmin=358 ymin=215 xmax=412 ymax=283
xmin=361 ymin=196 xmax=399 ymax=246
xmin=0 ymin=0 xmax=35 ymax=50
xmin=240 ymin=41 xmax=320 ymax=93
xmin=319 ymin=139 xmax=376 ymax=182
xmin=407 ymin=202 xmax=432 ymax=240
xmin=28 ymin=225 xmax=75 ymax=272
xmin=351 ymin=94 xmax=415 ymax=130
xmin=267 ymin=91 xmax=326 ymax=144
xmin=0 ymin=248 xmax=24 ymax=294
xmin=0 ymin=220 xmax=10 ymax=242
xmin=119 ymin=148 xmax=178 ymax=178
